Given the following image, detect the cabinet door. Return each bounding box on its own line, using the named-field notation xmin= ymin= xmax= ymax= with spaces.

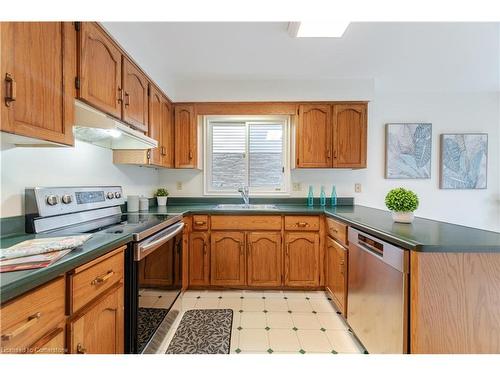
xmin=161 ymin=98 xmax=175 ymax=168
xmin=1 ymin=22 xmax=75 ymax=145
xmin=211 ymin=232 xmax=245 ymax=286
xmin=147 ymin=84 xmax=162 ymax=166
xmin=69 ymin=283 xmax=124 ymax=354
xmin=332 ymin=104 xmax=367 ymax=168
xmin=296 ymin=104 xmax=332 ymax=168
xmin=189 ymin=232 xmax=210 ymax=286
xmin=326 ymin=236 xmax=347 ymax=315
xmin=285 ymin=232 xmax=320 ymax=287
xmin=122 ymin=57 xmax=148 ymax=131
xmin=79 ymin=22 xmax=122 ymax=118
xmin=174 ymin=104 xmax=197 ymax=168
xmin=247 ymin=232 xmax=282 ymax=287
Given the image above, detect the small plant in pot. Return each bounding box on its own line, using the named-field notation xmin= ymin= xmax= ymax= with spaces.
xmin=155 ymin=188 xmax=169 ymax=206
xmin=385 ymin=188 xmax=419 ymax=223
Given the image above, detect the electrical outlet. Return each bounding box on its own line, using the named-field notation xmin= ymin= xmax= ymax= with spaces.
xmin=355 ymin=183 xmax=362 ymax=193
xmin=176 ymin=182 xmax=183 ymax=190
xmin=292 ymin=182 xmax=302 ymax=192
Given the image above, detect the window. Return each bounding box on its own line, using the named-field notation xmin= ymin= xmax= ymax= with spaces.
xmin=204 ymin=116 xmax=290 ymax=195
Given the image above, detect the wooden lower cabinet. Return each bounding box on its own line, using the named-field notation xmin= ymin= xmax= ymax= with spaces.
xmin=247 ymin=232 xmax=282 ymax=287
xmin=284 ymin=232 xmax=320 ymax=287
xmin=189 ymin=231 xmax=210 ymax=286
xmin=211 ymin=231 xmax=246 ymax=286
xmin=69 ymin=283 xmax=124 ymax=354
xmin=325 ymin=236 xmax=347 ymax=315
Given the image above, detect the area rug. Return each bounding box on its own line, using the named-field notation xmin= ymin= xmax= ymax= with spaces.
xmin=166 ymin=309 xmax=233 ymax=354
xmin=138 ymin=307 xmax=169 ymax=353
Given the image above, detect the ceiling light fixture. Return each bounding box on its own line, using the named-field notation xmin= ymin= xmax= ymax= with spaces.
xmin=288 ymin=21 xmax=350 ymax=38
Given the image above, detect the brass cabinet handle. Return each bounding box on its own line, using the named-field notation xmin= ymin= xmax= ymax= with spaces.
xmin=5 ymin=73 xmax=16 ymax=107
xmin=188 ymin=150 xmax=193 ymax=160
xmin=76 ymin=343 xmax=87 ymax=354
xmin=296 ymin=222 xmax=309 ymax=227
xmin=117 ymin=87 xmax=123 ymax=103
xmin=124 ymin=92 xmax=130 ymax=106
xmin=194 ymin=221 xmax=206 ymax=226
xmin=1 ymin=312 xmax=41 ymax=341
xmin=330 ymin=227 xmax=338 ymax=233
xmin=91 ymin=270 xmax=114 ymax=285
xmin=161 ymin=146 xmax=166 ymax=156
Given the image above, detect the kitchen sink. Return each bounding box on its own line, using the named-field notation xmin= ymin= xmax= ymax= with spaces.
xmin=214 ymin=204 xmax=279 ymax=210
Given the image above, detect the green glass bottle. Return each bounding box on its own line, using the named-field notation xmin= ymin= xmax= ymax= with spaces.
xmin=320 ymin=186 xmax=326 ymax=207
xmin=331 ymin=185 xmax=337 ymax=206
xmin=307 ymin=186 xmax=314 ymax=207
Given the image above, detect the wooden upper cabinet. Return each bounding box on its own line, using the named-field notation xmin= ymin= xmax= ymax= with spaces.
xmin=148 ymin=84 xmax=162 ymax=166
xmin=284 ymin=232 xmax=320 ymax=287
xmin=326 ymin=236 xmax=348 ymax=316
xmin=210 ymin=231 xmax=246 ymax=286
xmin=0 ymin=22 xmax=75 ymax=146
xmin=79 ymin=22 xmax=122 ymax=118
xmin=161 ymin=99 xmax=175 ymax=168
xmin=122 ymin=57 xmax=148 ymax=131
xmin=189 ymin=231 xmax=210 ymax=286
xmin=296 ymin=104 xmax=332 ymax=168
xmin=174 ymin=104 xmax=197 ymax=168
xmin=69 ymin=283 xmax=124 ymax=354
xmin=247 ymin=232 xmax=282 ymax=287
xmin=332 ymin=103 xmax=367 ymax=168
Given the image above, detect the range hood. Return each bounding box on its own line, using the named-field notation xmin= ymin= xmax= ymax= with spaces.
xmin=73 ymin=100 xmax=157 ymax=150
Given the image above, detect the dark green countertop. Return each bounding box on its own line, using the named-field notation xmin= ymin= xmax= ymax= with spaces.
xmin=141 ymin=204 xmax=500 ymax=252
xmin=0 ymin=231 xmax=132 ymax=304
xmin=1 ymin=202 xmax=499 ymax=304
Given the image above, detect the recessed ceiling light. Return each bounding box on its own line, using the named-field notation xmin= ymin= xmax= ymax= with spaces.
xmin=288 ymin=21 xmax=350 ymax=38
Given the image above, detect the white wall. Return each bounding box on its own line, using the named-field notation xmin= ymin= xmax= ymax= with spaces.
xmin=158 ymin=90 xmax=500 ymax=232
xmin=0 ymin=140 xmax=159 ymax=217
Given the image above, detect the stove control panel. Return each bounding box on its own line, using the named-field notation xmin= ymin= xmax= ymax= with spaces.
xmin=25 ymin=186 xmax=125 ymax=218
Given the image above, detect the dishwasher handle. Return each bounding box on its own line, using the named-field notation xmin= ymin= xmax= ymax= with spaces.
xmin=349 ymin=227 xmax=408 ymax=273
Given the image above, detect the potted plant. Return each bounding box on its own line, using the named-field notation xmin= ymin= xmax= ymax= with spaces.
xmin=155 ymin=188 xmax=169 ymax=206
xmin=385 ymin=187 xmax=419 ymax=223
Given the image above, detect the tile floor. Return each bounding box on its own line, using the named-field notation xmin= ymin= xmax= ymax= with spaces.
xmin=159 ymin=289 xmax=365 ymax=354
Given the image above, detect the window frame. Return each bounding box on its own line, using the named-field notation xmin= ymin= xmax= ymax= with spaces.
xmin=203 ymin=115 xmax=291 ymax=196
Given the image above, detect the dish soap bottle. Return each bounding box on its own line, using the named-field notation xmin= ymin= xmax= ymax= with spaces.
xmin=307 ymin=186 xmax=314 ymax=207
xmin=331 ymin=185 xmax=337 ymax=206
xmin=320 ymin=186 xmax=326 ymax=207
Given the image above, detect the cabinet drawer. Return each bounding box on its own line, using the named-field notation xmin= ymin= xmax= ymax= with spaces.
xmin=0 ymin=277 xmax=65 ymax=353
xmin=192 ymin=215 xmax=209 ymax=231
xmin=211 ymin=215 xmax=281 ymax=230
xmin=284 ymin=216 xmax=320 ymax=231
xmin=70 ymin=247 xmax=125 ymax=314
xmin=31 ymin=323 xmax=65 ymax=354
xmin=326 ymin=217 xmax=348 ymax=245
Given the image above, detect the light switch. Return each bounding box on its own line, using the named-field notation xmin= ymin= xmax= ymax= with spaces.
xmin=176 ymin=182 xmax=183 ymax=190
xmin=292 ymin=182 xmax=302 ymax=192
xmin=355 ymin=183 xmax=362 ymax=193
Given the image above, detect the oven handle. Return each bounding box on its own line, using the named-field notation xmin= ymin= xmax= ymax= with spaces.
xmin=134 ymin=222 xmax=184 ymax=261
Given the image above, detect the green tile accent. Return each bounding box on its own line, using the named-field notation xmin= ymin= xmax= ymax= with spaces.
xmin=235 ymin=348 xmax=241 ymax=353
xmin=305 ymin=297 xmax=310 ymax=300
xmin=292 ymin=327 xmax=298 ymax=331
xmin=240 ymin=296 xmax=244 ymax=299
xmin=320 ymin=328 xmax=326 ymax=332
xmin=239 ymin=309 xmax=243 ymax=313
xmin=262 ymin=296 xmax=266 ymax=299
xmin=263 ymin=309 xmax=268 ymax=313
xmin=265 ymin=327 xmax=270 ymax=331
xmin=218 ymin=296 xmax=222 ymax=299
xmin=237 ymin=326 xmax=243 ymax=331
xmin=299 ymin=349 xmax=306 ymax=354
xmin=331 ymin=349 xmax=338 ymax=354
xmin=288 ymin=310 xmax=292 ymax=314
xmin=312 ymin=311 xmax=317 ymax=314
xmin=283 ymin=296 xmax=288 ymax=299
xmin=267 ymin=348 xmax=273 ymax=354
xmin=196 ymin=296 xmax=201 ymax=299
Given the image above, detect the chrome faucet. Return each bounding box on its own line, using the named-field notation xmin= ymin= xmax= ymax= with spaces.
xmin=238 ymin=186 xmax=250 ymax=208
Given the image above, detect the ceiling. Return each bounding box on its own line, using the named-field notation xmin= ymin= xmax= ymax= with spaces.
xmin=102 ymin=22 xmax=500 ymax=101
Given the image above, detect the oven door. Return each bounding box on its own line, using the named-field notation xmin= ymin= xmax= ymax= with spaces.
xmin=126 ymin=222 xmax=184 ymax=353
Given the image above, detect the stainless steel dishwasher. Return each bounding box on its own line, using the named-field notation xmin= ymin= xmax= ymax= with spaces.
xmin=347 ymin=227 xmax=409 ymax=353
